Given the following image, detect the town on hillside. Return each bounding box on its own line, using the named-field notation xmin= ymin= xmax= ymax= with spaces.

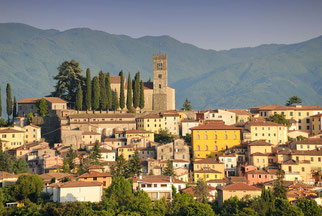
xmin=0 ymin=54 xmax=321 ymax=215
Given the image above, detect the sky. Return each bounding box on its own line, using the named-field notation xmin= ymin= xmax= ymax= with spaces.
xmin=1 ymin=0 xmax=322 ymax=50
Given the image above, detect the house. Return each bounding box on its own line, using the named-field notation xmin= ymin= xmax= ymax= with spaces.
xmin=246 ymin=169 xmax=277 ymax=185
xmin=82 ymin=131 xmax=101 ymax=146
xmin=162 ymin=112 xmax=180 ymax=135
xmin=117 ymin=145 xmax=136 ymax=160
xmin=23 ymin=124 xmax=42 ymax=143
xmin=180 ymin=185 xmax=217 ymax=201
xmin=228 ymin=109 xmax=251 ymax=123
xmin=194 ymin=158 xmax=225 ymax=182
xmin=290 ymin=138 xmax=322 ymax=150
xmin=0 ymin=171 xmax=19 ymax=187
xmin=103 ymin=138 xmax=127 ymax=149
xmin=100 ymin=148 xmax=116 ymax=161
xmin=78 ymin=171 xmax=113 ymax=188
xmin=46 ymin=181 xmax=103 ymax=202
xmin=0 ymin=127 xmax=25 ymax=150
xmin=39 ymin=172 xmax=74 ymax=186
xmin=194 ymin=169 xmax=223 ymax=183
xmin=217 ymin=183 xmax=261 ymax=207
xmin=191 ymin=124 xmax=242 ymax=158
xmin=281 ymin=159 xmax=314 ymax=183
xmin=219 ymin=154 xmax=237 ymax=176
xmin=18 ymin=97 xmax=68 ymax=116
xmin=244 ymin=120 xmax=288 ymax=145
xmin=200 ymin=109 xmax=236 ymax=125
xmin=136 ymin=175 xmax=186 ymax=201
xmin=181 ymin=119 xmax=199 ymax=137
xmin=115 ymin=129 xmax=155 ymax=142
xmin=206 ymin=179 xmax=228 ymax=188
xmin=310 ymin=113 xmax=322 ymax=135
xmin=247 ymin=140 xmax=275 ymax=170
xmin=136 ymin=114 xmax=164 ymax=133
xmin=156 ymin=139 xmax=190 ymax=161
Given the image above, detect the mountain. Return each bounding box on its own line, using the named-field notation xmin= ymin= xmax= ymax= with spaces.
xmin=0 ymin=23 xmax=321 ymax=111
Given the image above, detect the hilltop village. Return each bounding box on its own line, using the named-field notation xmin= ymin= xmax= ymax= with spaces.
xmin=0 ymin=54 xmax=321 ymax=215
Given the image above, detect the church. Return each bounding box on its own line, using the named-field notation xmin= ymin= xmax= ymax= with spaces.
xmin=110 ymin=54 xmax=175 ymax=111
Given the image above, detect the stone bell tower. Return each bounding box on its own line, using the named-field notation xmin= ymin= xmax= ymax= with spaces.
xmin=153 ymin=54 xmax=168 ymax=111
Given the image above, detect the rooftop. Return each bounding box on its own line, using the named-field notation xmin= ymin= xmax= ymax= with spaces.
xmin=194 ymin=158 xmax=223 ymax=164
xmin=18 ymin=97 xmax=67 ymax=104
xmin=49 ymin=181 xmax=102 ymax=188
xmin=220 ymin=182 xmax=261 ymax=191
xmin=190 ymin=124 xmax=241 ymax=130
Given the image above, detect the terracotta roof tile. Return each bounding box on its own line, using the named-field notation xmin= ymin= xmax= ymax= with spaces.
xmin=18 ymin=97 xmax=67 ymax=104
xmin=221 ymin=182 xmax=261 ymax=191
xmin=190 ymin=124 xmax=242 ymax=130
xmin=248 ymin=140 xmax=273 ymax=146
xmin=194 ymin=169 xmax=221 ymax=174
xmin=49 ymin=181 xmax=102 ymax=188
xmin=0 ymin=128 xmax=25 ymax=133
xmin=138 ymin=175 xmax=185 ymax=184
xmin=78 ymin=171 xmax=112 ymax=178
xmin=194 ymin=158 xmax=223 ymax=164
xmin=137 ymin=114 xmax=162 ymax=119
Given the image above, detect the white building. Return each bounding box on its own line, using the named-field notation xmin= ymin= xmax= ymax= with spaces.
xmin=163 ymin=113 xmax=180 ymax=135
xmin=137 ymin=175 xmax=186 ymax=201
xmin=219 ymin=154 xmax=237 ymax=176
xmin=100 ymin=148 xmax=116 ymax=161
xmin=45 ymin=181 xmax=103 ymax=202
xmin=181 ymin=120 xmax=199 ymax=137
xmin=203 ymin=109 xmax=236 ymax=125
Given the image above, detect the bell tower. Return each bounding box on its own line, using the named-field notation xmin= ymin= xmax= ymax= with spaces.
xmin=153 ymin=54 xmax=168 ymax=111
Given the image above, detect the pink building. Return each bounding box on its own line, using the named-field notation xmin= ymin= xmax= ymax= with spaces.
xmin=246 ymin=169 xmax=277 ymax=185
xmin=42 ymin=155 xmax=63 ymax=173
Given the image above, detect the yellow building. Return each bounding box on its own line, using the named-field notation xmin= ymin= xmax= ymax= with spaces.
xmin=310 ymin=113 xmax=322 ymax=135
xmin=255 ymin=104 xmax=322 ymax=133
xmin=245 ymin=121 xmax=288 ymax=145
xmin=125 ymin=130 xmax=154 ymax=142
xmin=136 ymin=114 xmax=164 ymax=133
xmin=191 ymin=125 xmax=242 ymax=158
xmin=193 ymin=158 xmax=225 ymax=182
xmin=0 ymin=128 xmax=25 ymax=151
xmin=194 ymin=169 xmax=223 ymax=183
xmin=117 ymin=145 xmax=135 ymax=160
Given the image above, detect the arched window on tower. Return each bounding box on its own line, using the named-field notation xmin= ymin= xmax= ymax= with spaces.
xmin=214 ymin=145 xmax=218 ymax=151
xmin=224 ymin=134 xmax=228 ymax=140
xmin=159 ymin=84 xmax=161 ymax=89
xmin=205 ymin=145 xmax=209 ymax=151
xmin=197 ymin=145 xmax=201 ymax=151
xmin=204 ymin=134 xmax=208 ymax=140
xmin=196 ymin=134 xmax=200 ymax=140
xmin=214 ymin=134 xmax=218 ymax=140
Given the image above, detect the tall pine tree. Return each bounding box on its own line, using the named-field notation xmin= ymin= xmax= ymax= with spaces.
xmin=92 ymin=76 xmax=100 ymax=110
xmin=112 ymin=89 xmax=119 ymax=111
xmin=13 ymin=96 xmax=17 ymax=117
xmin=75 ymin=83 xmax=83 ymax=111
xmin=85 ymin=68 xmax=92 ymax=110
xmin=119 ymin=70 xmax=125 ymax=110
xmin=133 ymin=72 xmax=140 ymax=108
xmin=6 ymin=83 xmax=12 ymax=121
xmin=126 ymin=73 xmax=132 ymax=111
xmin=105 ymin=73 xmax=112 ymax=110
xmin=99 ymin=71 xmax=107 ymax=110
xmin=139 ymin=80 xmax=145 ymax=110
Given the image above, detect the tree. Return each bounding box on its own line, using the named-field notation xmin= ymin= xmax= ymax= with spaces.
xmin=26 ymin=112 xmax=34 ymax=124
xmin=85 ymin=68 xmax=92 ymax=110
xmin=75 ymin=83 xmax=83 ymax=111
xmin=14 ymin=158 xmax=29 ymax=174
xmin=92 ymin=76 xmax=100 ymax=110
xmin=286 ymin=96 xmax=302 ymax=106
xmin=126 ymin=73 xmax=133 ymax=111
xmin=178 ymin=202 xmax=215 ymax=216
xmin=62 ymin=147 xmax=77 ymax=173
xmin=273 ymin=169 xmax=287 ymax=200
xmin=0 ymin=151 xmax=15 ymax=173
xmin=128 ymin=150 xmax=142 ymax=177
xmin=184 ymin=133 xmax=192 ymax=146
xmin=182 ymin=98 xmax=192 ymax=111
xmin=139 ymin=80 xmax=144 ymax=110
xmin=13 ymin=96 xmax=17 ymax=118
xmin=36 ymin=98 xmax=49 ymax=117
xmin=15 ymin=174 xmax=44 ymax=202
xmin=119 ymin=70 xmax=125 ymax=110
xmin=105 ymin=73 xmax=112 ymax=110
xmin=266 ymin=113 xmax=291 ymax=127
xmin=155 ymin=129 xmax=174 ymax=143
xmin=296 ymin=198 xmax=322 ymax=216
xmin=112 ymin=89 xmax=119 ymax=111
xmin=133 ymin=72 xmax=140 ymax=108
xmin=162 ymin=160 xmax=174 ymax=177
xmin=111 ymin=154 xmax=128 ymax=177
xmin=0 ymin=118 xmax=7 ymax=127
xmin=6 ymin=83 xmax=12 ymax=121
xmin=99 ymin=71 xmax=107 ymax=110
xmin=90 ymin=141 xmax=101 ymax=164
xmin=195 ymin=179 xmax=208 ymax=203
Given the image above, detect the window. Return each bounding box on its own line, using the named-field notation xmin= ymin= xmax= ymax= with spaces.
xmin=214 ymin=134 xmax=218 ymax=140
xmin=306 ymin=119 xmax=310 ymax=123
xmin=196 ymin=134 xmax=200 ymax=140
xmin=299 ymin=119 xmax=301 ymax=123
xmin=205 ymin=145 xmax=209 ymax=151
xmin=255 ymin=133 xmax=258 ymax=136
xmin=204 ymin=134 xmax=208 ymax=140
xmin=157 ymin=63 xmax=162 ymax=69
xmin=307 ymin=112 xmax=309 ymax=116
xmin=296 ymin=156 xmax=299 ymax=161
xmin=318 ymin=157 xmax=321 ymax=162
xmin=158 ymin=74 xmax=162 ymax=78
xmin=299 ymin=126 xmax=302 ymax=130
xmin=307 ymin=126 xmax=310 ymax=130
xmin=197 ymin=145 xmax=201 ymax=151
xmin=255 ymin=127 xmax=257 ymax=130
xmin=311 ymin=157 xmax=314 ymax=162
xmin=288 ymin=166 xmax=292 ymax=172
xmin=262 ymin=133 xmax=265 ymax=136
xmin=290 ymin=112 xmax=293 ymax=116
xmin=302 ymin=167 xmax=305 ymax=172
xmin=214 ymin=145 xmax=218 ymax=151
xmin=159 ymin=84 xmax=161 ymax=88
xmin=233 ymin=135 xmax=237 ymax=140
xmin=224 ymin=134 xmax=228 ymax=140
xmin=259 ymin=175 xmax=261 ymax=179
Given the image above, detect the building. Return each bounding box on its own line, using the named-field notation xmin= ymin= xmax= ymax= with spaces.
xmin=0 ymin=128 xmax=25 ymax=150
xmin=78 ymin=171 xmax=113 ymax=189
xmin=219 ymin=154 xmax=237 ymax=176
xmin=82 ymin=131 xmax=101 ymax=146
xmin=23 ymin=124 xmax=42 ymax=143
xmin=244 ymin=120 xmax=288 ymax=145
xmin=162 ymin=112 xmax=180 ymax=135
xmin=156 ymin=139 xmax=190 ymax=161
xmin=180 ymin=185 xmax=217 ymax=201
xmin=46 ymin=181 xmax=103 ymax=202
xmin=246 ymin=170 xmax=277 ymax=185
xmin=311 ymin=113 xmax=322 ymax=135
xmin=254 ymin=104 xmax=322 ymax=133
xmin=200 ymin=109 xmax=236 ymax=125
xmin=217 ymin=183 xmax=261 ymax=207
xmin=18 ymin=97 xmax=68 ymax=116
xmin=115 ymin=130 xmax=154 ymax=142
xmin=136 ymin=114 xmax=164 ymax=133
xmin=191 ymin=124 xmax=242 ymax=158
xmin=290 ymin=138 xmax=322 ymax=150
xmin=194 ymin=158 xmax=225 ymax=182
xmin=181 ymin=120 xmax=199 ymax=137
xmin=0 ymin=171 xmax=19 ymax=187
xmin=281 ymin=160 xmax=313 ymax=183
xmin=228 ymin=109 xmax=251 ymax=123
xmin=100 ymin=148 xmax=116 ymax=162
xmin=117 ymin=145 xmax=136 ymax=160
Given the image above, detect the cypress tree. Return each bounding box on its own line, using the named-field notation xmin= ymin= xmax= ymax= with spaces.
xmin=119 ymin=70 xmax=125 ymax=110
xmin=99 ymin=71 xmax=107 ymax=110
xmin=75 ymin=83 xmax=83 ymax=111
xmin=6 ymin=83 xmax=12 ymax=121
xmin=92 ymin=76 xmax=100 ymax=110
xmin=85 ymin=68 xmax=92 ymax=110
xmin=139 ymin=80 xmax=145 ymax=110
xmin=126 ymin=73 xmax=132 ymax=111
xmin=112 ymin=89 xmax=119 ymax=111
xmin=13 ymin=96 xmax=17 ymax=117
xmin=105 ymin=73 xmax=112 ymax=110
xmin=133 ymin=72 xmax=140 ymax=108
xmin=0 ymin=85 xmax=2 ymax=117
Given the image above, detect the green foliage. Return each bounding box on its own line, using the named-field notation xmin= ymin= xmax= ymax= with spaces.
xmin=286 ymin=96 xmax=302 ymax=106
xmin=112 ymin=89 xmax=119 ymax=111
xmin=62 ymin=147 xmax=77 ymax=173
xmin=111 ymin=154 xmax=129 ymax=178
xmin=266 ymin=113 xmax=291 ymax=127
xmin=0 ymin=118 xmax=7 ymax=127
xmin=36 ymin=98 xmax=49 ymax=117
xmin=139 ymin=80 xmax=144 ymax=110
xmin=75 ymin=83 xmax=83 ymax=110
xmin=85 ymin=68 xmax=92 ymax=110
xmin=182 ymin=98 xmax=192 ymax=111
xmin=178 ymin=201 xmax=215 ymax=216
xmin=99 ymin=71 xmax=108 ymax=110
xmin=90 ymin=141 xmax=101 ymax=164
xmin=92 ymin=76 xmax=100 ymax=110
xmin=128 ymin=150 xmax=142 ymax=177
xmin=195 ymin=179 xmax=208 ymax=203
xmin=133 ymin=72 xmax=140 ymax=108
xmin=296 ymin=198 xmax=322 ymax=216
xmin=105 ymin=73 xmax=112 ymax=110
xmin=297 ymin=135 xmax=307 ymax=141
xmin=14 ymin=158 xmax=29 ymax=174
xmin=13 ymin=96 xmax=17 ymax=118
xmin=26 ymin=112 xmax=34 ymax=124
xmin=6 ymin=83 xmax=12 ymax=120
xmin=0 ymin=151 xmax=29 ymax=174
xmin=273 ymin=170 xmax=287 ymax=200
xmin=119 ymin=71 xmax=125 ymax=110
xmin=15 ymin=174 xmax=44 ymax=202
xmin=155 ymin=129 xmax=174 ymax=144
xmin=162 ymin=160 xmax=174 ymax=177
xmin=184 ymin=133 xmax=192 ymax=146
xmin=51 ymin=60 xmax=84 ymax=102
xmin=126 ymin=73 xmax=133 ymax=112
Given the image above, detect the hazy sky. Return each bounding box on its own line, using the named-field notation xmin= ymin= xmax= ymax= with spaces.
xmin=1 ymin=0 xmax=322 ymax=50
